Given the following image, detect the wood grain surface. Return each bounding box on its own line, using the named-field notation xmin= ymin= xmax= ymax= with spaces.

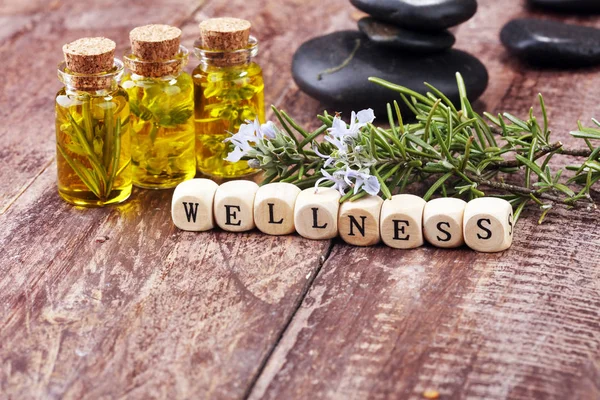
xmin=1 ymin=0 xmax=600 ymax=399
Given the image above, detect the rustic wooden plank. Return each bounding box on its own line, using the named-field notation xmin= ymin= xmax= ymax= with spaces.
xmin=0 ymin=181 xmax=331 ymax=398
xmin=250 ymin=0 xmax=600 ymax=399
xmin=251 ymin=209 xmax=600 ymax=400
xmin=0 ymin=0 xmax=350 ymax=398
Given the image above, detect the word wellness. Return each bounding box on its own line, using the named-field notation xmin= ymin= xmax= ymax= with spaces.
xmin=171 ymin=179 xmax=514 ymax=253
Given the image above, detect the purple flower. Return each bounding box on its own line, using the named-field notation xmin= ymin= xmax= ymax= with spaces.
xmin=224 ymin=118 xmax=278 ymax=162
xmin=315 ymin=169 xmax=349 ymax=195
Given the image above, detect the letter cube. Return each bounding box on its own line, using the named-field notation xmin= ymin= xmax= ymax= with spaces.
xmin=171 ymin=178 xmax=219 ymax=231
xmin=463 ymin=197 xmax=514 ymax=252
xmin=294 ymin=187 xmax=341 ymax=240
xmin=213 ymin=180 xmax=259 ymax=232
xmin=254 ymin=182 xmax=301 ymax=235
xmin=338 ymin=195 xmax=383 ymax=246
xmin=423 ymin=198 xmax=467 ymax=248
xmin=380 ymin=194 xmax=426 ymax=249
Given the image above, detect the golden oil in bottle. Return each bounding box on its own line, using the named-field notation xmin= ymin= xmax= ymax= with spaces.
xmin=56 ymin=37 xmax=132 ymax=207
xmin=193 ymin=18 xmax=265 ymax=178
xmin=122 ymin=25 xmax=196 ymax=189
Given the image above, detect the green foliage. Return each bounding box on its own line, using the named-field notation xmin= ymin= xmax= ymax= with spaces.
xmin=245 ymin=73 xmax=598 ymax=224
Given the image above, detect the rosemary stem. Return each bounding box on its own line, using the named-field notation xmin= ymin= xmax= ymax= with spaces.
xmin=468 ymin=175 xmax=587 ymax=205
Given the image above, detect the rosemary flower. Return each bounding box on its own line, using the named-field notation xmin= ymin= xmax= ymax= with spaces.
xmin=224 ymin=118 xmax=276 ymax=162
xmin=315 ymin=169 xmax=349 ymax=194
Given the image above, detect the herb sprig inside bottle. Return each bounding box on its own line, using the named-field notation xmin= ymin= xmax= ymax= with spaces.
xmin=123 ymin=24 xmax=196 ymax=189
xmin=56 ymin=37 xmax=132 ymax=206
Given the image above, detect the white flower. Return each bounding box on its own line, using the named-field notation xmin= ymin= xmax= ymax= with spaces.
xmin=259 ymin=121 xmax=277 ymax=139
xmin=327 ymin=108 xmax=375 ymax=140
xmin=313 ymin=145 xmax=336 ymax=167
xmin=224 ymin=118 xmax=277 ymax=163
xmin=342 ymin=168 xmax=380 ymax=196
xmin=324 ymin=134 xmax=348 ymax=154
xmin=224 ymin=146 xmax=248 ymax=163
xmin=224 ymin=121 xmax=258 ymax=162
xmin=328 ymin=115 xmax=349 ymax=138
xmin=315 ymin=169 xmax=349 ymax=195
xmin=361 ymin=174 xmax=380 ymax=196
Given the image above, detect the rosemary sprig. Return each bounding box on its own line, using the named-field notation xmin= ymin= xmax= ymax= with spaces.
xmin=228 ymin=73 xmax=598 ymax=224
xmin=59 ymin=96 xmax=126 ymax=201
xmin=130 ymin=99 xmax=193 ymax=144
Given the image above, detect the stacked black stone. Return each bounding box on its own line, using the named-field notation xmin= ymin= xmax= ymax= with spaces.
xmin=291 ymin=0 xmax=489 ymax=114
xmin=501 ymin=1 xmax=600 ymax=68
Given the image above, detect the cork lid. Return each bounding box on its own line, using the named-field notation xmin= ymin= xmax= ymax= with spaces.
xmin=199 ymin=17 xmax=251 ymax=51
xmin=125 ymin=24 xmax=185 ymax=77
xmin=63 ymin=37 xmax=115 ymax=74
xmin=130 ymin=24 xmax=181 ymax=61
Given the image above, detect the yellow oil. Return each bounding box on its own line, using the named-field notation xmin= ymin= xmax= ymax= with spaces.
xmin=192 ymin=61 xmax=265 ymax=178
xmin=55 ymin=88 xmax=132 ymax=206
xmin=122 ymin=72 xmax=196 ymax=189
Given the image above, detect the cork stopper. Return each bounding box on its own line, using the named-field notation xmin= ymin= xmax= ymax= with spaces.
xmin=199 ymin=18 xmax=251 ymax=51
xmin=198 ymin=18 xmax=251 ymax=66
xmin=130 ymin=24 xmax=181 ymax=61
xmin=63 ymin=37 xmax=115 ymax=74
xmin=126 ymin=24 xmax=183 ymax=77
xmin=62 ymin=37 xmax=116 ymax=90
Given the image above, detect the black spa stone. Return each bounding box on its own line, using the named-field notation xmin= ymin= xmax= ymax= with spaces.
xmin=291 ymin=31 xmax=488 ymax=114
xmin=500 ymin=18 xmax=600 ymax=68
xmin=529 ymin=0 xmax=600 ymax=13
xmin=358 ymin=17 xmax=455 ymax=53
xmin=349 ymin=0 xmax=478 ymax=31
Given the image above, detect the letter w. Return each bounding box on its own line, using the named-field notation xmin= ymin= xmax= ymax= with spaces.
xmin=183 ymin=202 xmax=199 ymax=223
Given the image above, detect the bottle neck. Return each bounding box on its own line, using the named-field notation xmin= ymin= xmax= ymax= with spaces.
xmin=58 ymin=58 xmax=124 ymax=93
xmin=123 ymin=45 xmax=189 ymax=79
xmin=64 ymin=83 xmax=120 ymax=97
xmin=194 ymin=35 xmax=258 ymax=69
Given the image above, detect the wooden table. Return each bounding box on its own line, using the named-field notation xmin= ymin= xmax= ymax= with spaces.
xmin=2 ymin=0 xmax=600 ymax=398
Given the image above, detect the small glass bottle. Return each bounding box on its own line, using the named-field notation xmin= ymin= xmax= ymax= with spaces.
xmin=122 ymin=24 xmax=196 ymax=189
xmin=56 ymin=37 xmax=132 ymax=206
xmin=193 ymin=18 xmax=265 ymax=178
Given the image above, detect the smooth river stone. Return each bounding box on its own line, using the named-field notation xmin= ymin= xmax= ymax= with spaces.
xmin=501 ymin=19 xmax=600 ymax=68
xmin=529 ymin=0 xmax=600 ymax=13
xmin=292 ymin=31 xmax=488 ymax=114
xmin=358 ymin=17 xmax=455 ymax=53
xmin=350 ymin=0 xmax=477 ymax=31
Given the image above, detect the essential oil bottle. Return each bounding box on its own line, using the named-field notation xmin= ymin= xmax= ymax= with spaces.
xmin=193 ymin=18 xmax=265 ymax=178
xmin=122 ymin=25 xmax=196 ymax=189
xmin=56 ymin=37 xmax=132 ymax=206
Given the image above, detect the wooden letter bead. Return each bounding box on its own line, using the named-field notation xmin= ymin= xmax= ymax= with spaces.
xmin=338 ymin=195 xmax=383 ymax=246
xmin=463 ymin=197 xmax=514 ymax=253
xmin=171 ymin=178 xmax=218 ymax=231
xmin=294 ymin=187 xmax=341 ymax=240
xmin=423 ymin=198 xmax=467 ymax=248
xmin=380 ymin=194 xmax=426 ymax=249
xmin=254 ymin=182 xmax=301 ymax=235
xmin=213 ymin=180 xmax=259 ymax=232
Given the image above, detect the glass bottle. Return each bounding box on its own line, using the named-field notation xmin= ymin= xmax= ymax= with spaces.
xmin=193 ymin=18 xmax=265 ymax=178
xmin=122 ymin=25 xmax=196 ymax=189
xmin=56 ymin=37 xmax=132 ymax=206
